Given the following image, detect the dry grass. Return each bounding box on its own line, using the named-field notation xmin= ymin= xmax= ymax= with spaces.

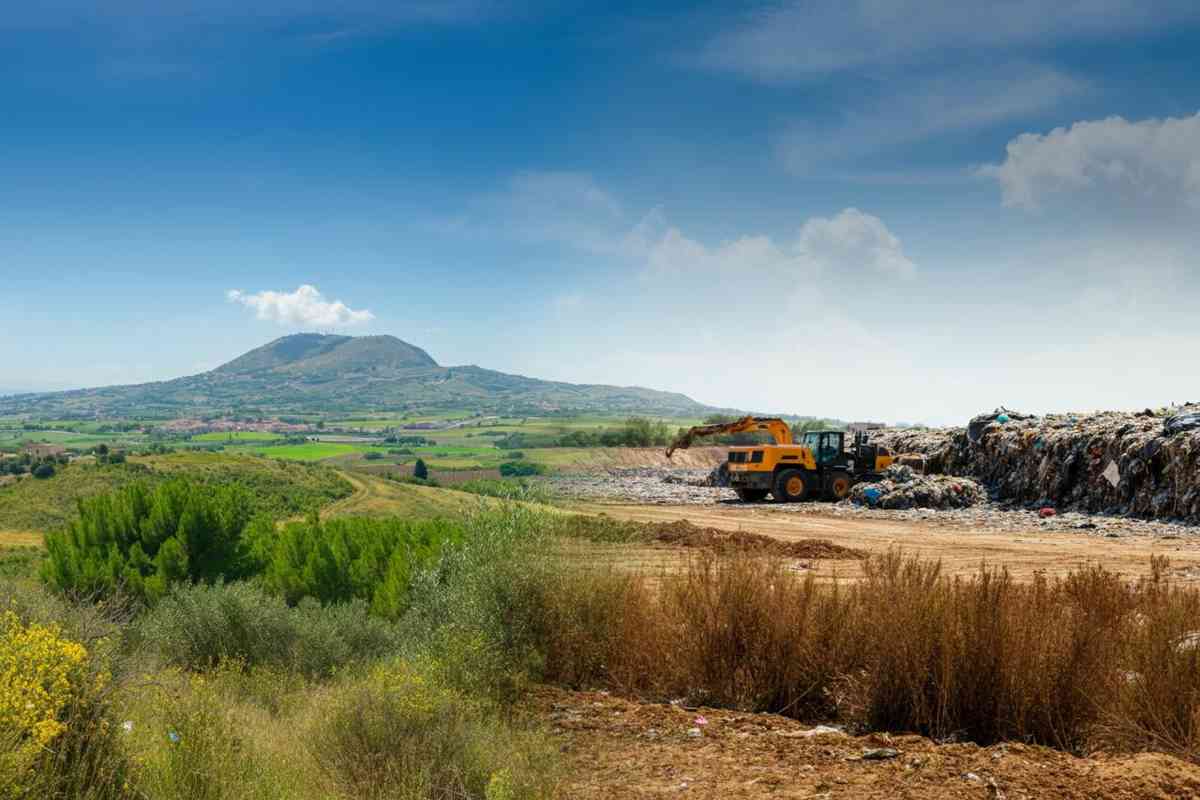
xmin=539 ymin=549 xmax=1200 ymax=757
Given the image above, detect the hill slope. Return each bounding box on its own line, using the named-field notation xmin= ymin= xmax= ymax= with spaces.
xmin=0 ymin=334 xmax=714 ymax=418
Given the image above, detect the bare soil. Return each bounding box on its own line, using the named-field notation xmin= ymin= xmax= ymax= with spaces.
xmin=648 ymin=520 xmax=867 ymax=561
xmin=536 ymin=687 xmax=1200 ymax=799
xmin=574 ymin=502 xmax=1200 ymax=582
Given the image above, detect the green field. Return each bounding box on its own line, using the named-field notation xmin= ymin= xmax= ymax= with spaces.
xmin=238 ymin=442 xmax=367 ymax=461
xmin=192 ymin=430 xmax=285 ymax=442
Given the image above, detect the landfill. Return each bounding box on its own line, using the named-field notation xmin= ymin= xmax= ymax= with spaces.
xmin=873 ymin=404 xmax=1200 ymax=522
xmin=848 ymin=464 xmax=986 ymax=510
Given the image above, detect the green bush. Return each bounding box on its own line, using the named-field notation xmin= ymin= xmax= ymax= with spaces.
xmin=498 ymin=461 xmax=545 ymax=478
xmin=305 ymin=661 xmax=556 ymax=800
xmin=41 ymin=480 xmax=269 ymax=603
xmin=250 ymin=514 xmax=462 ymax=617
xmin=130 ymin=582 xmax=399 ymax=678
xmin=412 ymin=459 xmax=429 ymax=481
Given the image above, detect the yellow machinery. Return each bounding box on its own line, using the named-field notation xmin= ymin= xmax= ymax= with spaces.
xmin=666 ymin=416 xmax=895 ymax=502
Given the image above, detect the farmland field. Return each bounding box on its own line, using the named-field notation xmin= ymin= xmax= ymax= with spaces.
xmin=191 ymin=430 xmax=285 ymax=442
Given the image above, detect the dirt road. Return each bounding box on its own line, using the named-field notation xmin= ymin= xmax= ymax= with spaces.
xmin=574 ymin=502 xmax=1200 ymax=582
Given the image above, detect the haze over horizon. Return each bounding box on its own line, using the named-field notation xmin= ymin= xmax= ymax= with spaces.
xmin=4 ymin=1 xmax=1199 ymax=425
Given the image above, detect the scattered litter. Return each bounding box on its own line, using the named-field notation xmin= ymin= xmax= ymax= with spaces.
xmin=1166 ymin=413 xmax=1200 ymax=436
xmin=1039 ymin=507 xmax=1057 ymax=518
xmin=167 ymin=731 xmax=181 ymax=744
xmin=694 ymin=715 xmax=708 ymax=726
xmin=849 ymin=464 xmax=986 ymax=510
xmin=861 ymin=747 xmax=900 ymax=760
xmin=686 ymin=727 xmax=702 ymax=738
xmin=964 ymin=772 xmax=983 ymax=783
xmin=121 ymin=721 xmax=133 ymax=734
xmin=1102 ymin=461 xmax=1121 ymax=488
xmin=801 ymin=725 xmax=845 ymax=738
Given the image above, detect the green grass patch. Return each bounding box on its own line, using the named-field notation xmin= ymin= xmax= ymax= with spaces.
xmin=191 ymin=431 xmax=284 ymax=442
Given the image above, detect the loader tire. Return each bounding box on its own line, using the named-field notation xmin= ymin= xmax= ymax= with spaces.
xmin=773 ymin=469 xmax=811 ymax=503
xmin=828 ymin=471 xmax=853 ymax=501
xmin=735 ymin=488 xmax=768 ymax=502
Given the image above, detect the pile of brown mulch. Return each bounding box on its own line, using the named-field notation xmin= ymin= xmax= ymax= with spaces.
xmin=648 ymin=519 xmax=867 ymax=560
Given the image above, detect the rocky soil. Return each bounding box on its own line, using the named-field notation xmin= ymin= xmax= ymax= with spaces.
xmin=536 ymin=687 xmax=1200 ymax=799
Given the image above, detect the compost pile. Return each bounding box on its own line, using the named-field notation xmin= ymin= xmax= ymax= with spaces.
xmin=873 ymin=405 xmax=1200 ymax=522
xmin=848 ymin=464 xmax=986 ymax=510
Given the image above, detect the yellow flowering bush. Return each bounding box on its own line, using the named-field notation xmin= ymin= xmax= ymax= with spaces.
xmin=0 ymin=612 xmax=88 ymax=766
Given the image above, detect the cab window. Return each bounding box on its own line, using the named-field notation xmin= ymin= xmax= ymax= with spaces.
xmin=750 ymin=450 xmax=764 ymax=463
xmin=817 ymin=432 xmax=843 ymax=464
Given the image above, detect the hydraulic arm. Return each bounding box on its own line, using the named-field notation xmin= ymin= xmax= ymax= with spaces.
xmin=665 ymin=416 xmax=792 ymax=458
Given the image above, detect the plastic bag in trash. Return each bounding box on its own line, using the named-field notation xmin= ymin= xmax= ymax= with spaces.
xmin=1165 ymin=413 xmax=1200 ymax=436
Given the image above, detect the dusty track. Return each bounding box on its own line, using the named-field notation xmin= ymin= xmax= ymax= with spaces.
xmin=573 ymin=502 xmax=1200 ymax=582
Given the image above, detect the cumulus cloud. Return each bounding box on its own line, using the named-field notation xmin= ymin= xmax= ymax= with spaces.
xmin=979 ymin=112 xmax=1200 ymax=210
xmin=226 ymin=285 xmax=374 ymax=327
xmin=698 ymin=0 xmax=1200 ymax=82
xmin=796 ymin=208 xmax=917 ymax=279
xmin=477 ymin=172 xmax=917 ymax=283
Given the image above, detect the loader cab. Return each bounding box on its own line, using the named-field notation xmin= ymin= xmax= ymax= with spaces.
xmin=800 ymin=431 xmax=846 ymax=466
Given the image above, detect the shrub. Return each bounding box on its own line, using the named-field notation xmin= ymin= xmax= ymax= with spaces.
xmin=455 ymin=479 xmax=553 ymax=504
xmin=125 ymin=673 xmax=278 ymax=800
xmin=305 ymin=661 xmax=556 ymax=800
xmin=498 ymin=461 xmax=545 ymax=478
xmin=42 ymin=480 xmax=269 ymax=603
xmin=0 ymin=611 xmax=129 ymax=800
xmin=32 ymin=464 xmax=55 ymax=480
xmin=251 ymin=514 xmax=462 ymax=616
xmin=130 ymin=582 xmax=400 ymax=678
xmin=412 ymin=459 xmax=429 ymax=481
xmin=0 ymin=612 xmax=88 ymax=770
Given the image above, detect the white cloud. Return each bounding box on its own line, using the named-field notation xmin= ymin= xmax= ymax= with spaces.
xmin=979 ymin=112 xmax=1200 ymax=210
xmin=226 ymin=285 xmax=374 ymax=328
xmin=797 ymin=208 xmax=917 ymax=279
xmin=777 ymin=66 xmax=1085 ymax=171
xmin=480 ymin=172 xmax=917 ymax=282
xmin=699 ymin=0 xmax=1200 ymax=82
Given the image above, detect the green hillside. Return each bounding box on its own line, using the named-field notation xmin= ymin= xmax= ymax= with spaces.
xmin=0 ymin=452 xmax=353 ymax=533
xmin=0 ymin=333 xmax=714 ymax=419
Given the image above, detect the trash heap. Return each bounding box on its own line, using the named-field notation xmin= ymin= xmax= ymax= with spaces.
xmin=848 ymin=464 xmax=986 ymax=510
xmin=873 ymin=405 xmax=1200 ymax=522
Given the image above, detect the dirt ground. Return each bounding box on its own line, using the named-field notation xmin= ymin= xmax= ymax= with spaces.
xmin=572 ymin=502 xmax=1200 ymax=582
xmin=535 ymin=687 xmax=1200 ymax=799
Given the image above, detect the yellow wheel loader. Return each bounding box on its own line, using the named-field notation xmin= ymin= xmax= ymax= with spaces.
xmin=666 ymin=416 xmax=896 ymax=503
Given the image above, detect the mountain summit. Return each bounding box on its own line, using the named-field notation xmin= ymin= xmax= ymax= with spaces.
xmin=215 ymin=334 xmax=438 ymax=375
xmin=2 ymin=334 xmax=713 ymax=418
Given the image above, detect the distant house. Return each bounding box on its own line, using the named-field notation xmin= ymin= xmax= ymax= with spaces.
xmin=23 ymin=443 xmax=67 ymax=458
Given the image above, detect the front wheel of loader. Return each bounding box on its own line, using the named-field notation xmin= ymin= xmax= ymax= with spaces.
xmin=773 ymin=469 xmax=811 ymax=503
xmin=735 ymin=488 xmax=769 ymax=502
xmin=827 ymin=471 xmax=853 ymax=501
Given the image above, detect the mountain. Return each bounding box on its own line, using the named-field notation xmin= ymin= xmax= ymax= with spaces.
xmin=0 ymin=334 xmax=714 ymax=419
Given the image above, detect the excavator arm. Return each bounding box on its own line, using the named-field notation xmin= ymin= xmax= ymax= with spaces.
xmin=665 ymin=416 xmax=793 ymax=458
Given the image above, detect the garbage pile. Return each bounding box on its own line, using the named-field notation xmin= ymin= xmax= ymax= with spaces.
xmin=873 ymin=404 xmax=1200 ymax=522
xmin=848 ymin=464 xmax=986 ymax=510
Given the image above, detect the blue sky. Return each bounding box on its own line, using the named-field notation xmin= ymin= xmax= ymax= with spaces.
xmin=3 ymin=1 xmax=1199 ymax=423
